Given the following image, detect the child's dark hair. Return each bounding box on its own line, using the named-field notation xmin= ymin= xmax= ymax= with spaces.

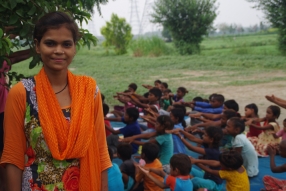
xmin=268 ymin=105 xmax=281 ymax=119
xmin=284 ymin=118 xmax=286 ymax=123
xmin=224 ymin=100 xmax=239 ymax=112
xmin=177 ymin=87 xmax=188 ymax=94
xmin=161 ymin=82 xmax=168 ymax=89
xmin=213 ymin=94 xmax=225 ymax=103
xmin=117 ymin=143 xmax=132 ymax=161
xmin=108 ymin=147 xmax=114 ymax=161
xmin=155 ymin=80 xmax=162 ymax=84
xmin=149 ymin=87 xmax=162 ymax=100
xmin=209 ymin=93 xmax=218 ymax=101
xmin=170 ymin=154 xmax=192 ymax=175
xmin=205 ymin=126 xmax=223 ymax=148
xmin=245 ymin=103 xmax=258 ymax=117
xmin=34 ymin=11 xmax=80 ymax=43
xmin=101 ymin=93 xmax=105 ymax=102
xmin=128 ymin=83 xmax=137 ymax=91
xmin=157 ymin=115 xmax=174 ymax=130
xmin=163 ymin=89 xmax=172 ymax=94
xmin=124 ymin=90 xmax=131 ymax=93
xmin=229 ymin=117 xmax=245 ymax=133
xmin=170 ymin=108 xmax=186 ymax=128
xmin=142 ymin=142 xmax=159 ymax=162
xmin=219 ymin=150 xmax=243 ymax=170
xmin=125 ymin=107 xmax=139 ymax=122
xmin=193 ymin=96 xmax=204 ymax=102
xmin=103 ymin=103 xmax=109 ymax=117
xmin=223 ymin=110 xmax=238 ymax=120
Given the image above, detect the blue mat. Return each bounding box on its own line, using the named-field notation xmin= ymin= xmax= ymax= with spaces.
xmin=110 ymin=121 xmax=286 ymax=190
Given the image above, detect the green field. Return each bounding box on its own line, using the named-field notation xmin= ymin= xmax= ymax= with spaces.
xmin=11 ymin=33 xmax=286 ymax=108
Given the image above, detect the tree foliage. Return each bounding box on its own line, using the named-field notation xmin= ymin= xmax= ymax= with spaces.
xmin=100 ymin=14 xmax=133 ymax=55
xmin=161 ymin=26 xmax=172 ymax=42
xmin=152 ymin=0 xmax=217 ymax=55
xmin=0 ymin=0 xmax=106 ymax=79
xmin=247 ymin=0 xmax=286 ymax=54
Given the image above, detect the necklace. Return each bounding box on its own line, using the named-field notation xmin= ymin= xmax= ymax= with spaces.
xmin=55 ymin=82 xmax=68 ymax=94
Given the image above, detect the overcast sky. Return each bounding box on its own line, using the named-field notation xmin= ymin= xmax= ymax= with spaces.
xmin=84 ymin=0 xmax=265 ymax=35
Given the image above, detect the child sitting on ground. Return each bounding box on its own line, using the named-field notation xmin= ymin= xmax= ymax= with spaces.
xmin=120 ymin=88 xmax=162 ymax=133
xmin=272 ymin=118 xmax=286 ymax=141
xmin=170 ymin=87 xmax=188 ymax=103
xmin=244 ymin=103 xmax=262 ymax=138
xmin=170 ymin=108 xmax=187 ymax=154
xmin=190 ymin=94 xmax=224 ymax=114
xmin=189 ymin=99 xmax=239 ymax=122
xmin=247 ymin=105 xmax=281 ymax=157
xmin=262 ymin=140 xmax=286 ymax=191
xmin=134 ymin=142 xmax=164 ymax=191
xmin=159 ymin=82 xmax=168 ymax=93
xmin=107 ymin=147 xmax=124 ymax=191
xmin=226 ymin=117 xmax=259 ymax=177
xmin=105 ymin=107 xmax=141 ymax=154
xmin=122 ymin=115 xmax=174 ymax=172
xmin=160 ymin=89 xmax=172 ymax=111
xmin=138 ymin=153 xmax=193 ymax=191
xmin=171 ymin=126 xmax=224 ymax=190
xmin=117 ymin=143 xmax=143 ymax=191
xmin=191 ymin=150 xmax=250 ymax=191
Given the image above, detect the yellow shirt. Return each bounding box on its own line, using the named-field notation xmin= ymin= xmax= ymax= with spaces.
xmin=219 ymin=166 xmax=250 ymax=191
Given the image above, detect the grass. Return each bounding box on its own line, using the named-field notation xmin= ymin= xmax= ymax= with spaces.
xmin=10 ymin=33 xmax=286 ymax=106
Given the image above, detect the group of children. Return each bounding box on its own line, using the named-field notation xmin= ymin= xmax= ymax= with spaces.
xmin=102 ymin=80 xmax=286 ymax=191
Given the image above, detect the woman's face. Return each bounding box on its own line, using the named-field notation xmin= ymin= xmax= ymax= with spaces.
xmin=35 ymin=26 xmax=76 ymax=72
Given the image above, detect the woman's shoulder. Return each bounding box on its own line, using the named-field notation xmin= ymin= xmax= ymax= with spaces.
xmin=9 ymin=81 xmax=26 ymax=97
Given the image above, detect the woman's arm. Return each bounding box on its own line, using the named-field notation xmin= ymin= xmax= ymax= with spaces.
xmin=6 ymin=164 xmax=23 ymax=191
xmin=101 ymin=169 xmax=108 ymax=191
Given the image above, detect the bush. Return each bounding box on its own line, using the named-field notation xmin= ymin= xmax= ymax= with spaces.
xmin=101 ymin=14 xmax=132 ymax=55
xmin=129 ymin=36 xmax=172 ymax=57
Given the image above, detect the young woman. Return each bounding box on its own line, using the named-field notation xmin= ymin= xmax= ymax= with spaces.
xmin=1 ymin=12 xmax=111 ymax=191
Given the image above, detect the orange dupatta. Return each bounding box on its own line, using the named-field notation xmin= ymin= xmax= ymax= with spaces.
xmin=35 ymin=68 xmax=101 ymax=191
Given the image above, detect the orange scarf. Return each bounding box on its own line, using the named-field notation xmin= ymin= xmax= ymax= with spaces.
xmin=35 ymin=68 xmax=101 ymax=191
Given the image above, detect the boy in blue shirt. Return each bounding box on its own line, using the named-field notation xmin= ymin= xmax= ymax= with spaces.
xmin=105 ymin=107 xmax=141 ymax=154
xmin=138 ymin=153 xmax=193 ymax=191
xmin=188 ymin=94 xmax=224 ymax=114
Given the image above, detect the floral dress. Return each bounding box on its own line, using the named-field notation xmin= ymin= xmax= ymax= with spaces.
xmin=248 ymin=121 xmax=281 ymax=157
xmin=22 ymin=78 xmax=80 ymax=191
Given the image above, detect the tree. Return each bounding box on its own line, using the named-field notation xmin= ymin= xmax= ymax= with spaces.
xmin=100 ymin=14 xmax=132 ymax=55
xmin=247 ymin=0 xmax=286 ymax=54
xmin=161 ymin=26 xmax=172 ymax=42
xmin=152 ymin=0 xmax=217 ymax=55
xmin=0 ymin=0 xmax=106 ymax=84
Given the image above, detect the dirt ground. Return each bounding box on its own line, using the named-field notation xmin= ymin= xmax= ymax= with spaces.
xmin=169 ymin=70 xmax=286 ymax=125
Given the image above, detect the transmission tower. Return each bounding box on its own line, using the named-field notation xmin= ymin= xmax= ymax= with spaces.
xmin=129 ymin=0 xmax=141 ymax=35
xmin=139 ymin=0 xmax=154 ymax=35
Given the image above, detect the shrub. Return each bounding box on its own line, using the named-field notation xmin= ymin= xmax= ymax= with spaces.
xmin=129 ymin=36 xmax=172 ymax=57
